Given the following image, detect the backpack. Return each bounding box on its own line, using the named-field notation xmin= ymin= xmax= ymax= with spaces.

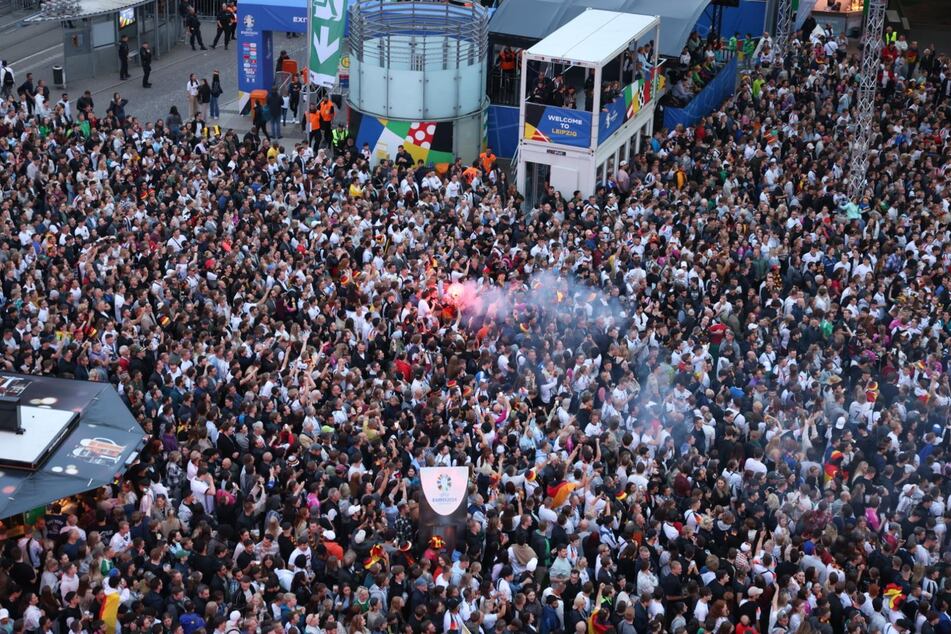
xmin=2 ymin=69 xmax=13 ymax=86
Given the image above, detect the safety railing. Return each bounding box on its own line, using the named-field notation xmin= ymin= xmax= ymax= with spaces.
xmin=349 ymin=0 xmax=489 ymax=69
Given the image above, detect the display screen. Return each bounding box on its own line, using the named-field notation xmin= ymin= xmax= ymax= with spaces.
xmin=118 ymin=7 xmax=135 ymax=29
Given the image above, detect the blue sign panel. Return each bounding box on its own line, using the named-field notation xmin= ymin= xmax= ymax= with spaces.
xmin=523 ymin=103 xmax=591 ymax=148
xmin=598 ymin=94 xmax=626 ymax=145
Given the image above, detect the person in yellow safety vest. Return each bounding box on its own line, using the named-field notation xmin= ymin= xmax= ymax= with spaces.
xmin=884 ymin=26 xmax=897 ymax=46
xmin=332 ymin=122 xmax=349 ymax=156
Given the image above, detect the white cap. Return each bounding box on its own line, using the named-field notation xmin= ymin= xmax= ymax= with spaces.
xmin=347 ymin=505 xmax=362 ymax=517
xmin=835 ymin=416 xmax=846 ymax=429
xmin=323 ymin=530 xmax=336 ymax=540
xmin=353 ymin=530 xmax=366 ymax=545
xmin=229 ymin=611 xmax=241 ymax=623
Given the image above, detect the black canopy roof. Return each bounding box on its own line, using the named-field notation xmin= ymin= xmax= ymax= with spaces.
xmin=0 ymin=374 xmax=146 ymax=520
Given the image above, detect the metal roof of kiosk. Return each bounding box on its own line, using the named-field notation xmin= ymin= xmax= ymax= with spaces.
xmin=524 ymin=9 xmax=659 ymax=68
xmin=25 ymin=0 xmax=153 ymax=22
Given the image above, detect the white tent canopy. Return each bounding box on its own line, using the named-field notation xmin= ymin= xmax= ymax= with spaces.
xmin=526 ymin=10 xmax=658 ymax=67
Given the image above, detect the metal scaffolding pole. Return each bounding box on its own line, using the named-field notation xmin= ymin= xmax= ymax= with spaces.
xmin=772 ymin=0 xmax=794 ymax=63
xmin=847 ymin=0 xmax=887 ymax=201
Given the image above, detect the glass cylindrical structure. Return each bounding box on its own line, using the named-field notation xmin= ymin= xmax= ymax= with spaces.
xmin=348 ymin=0 xmax=488 ymax=121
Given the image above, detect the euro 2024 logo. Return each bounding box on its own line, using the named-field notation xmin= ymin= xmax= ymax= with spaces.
xmin=437 ymin=473 xmax=452 ymax=493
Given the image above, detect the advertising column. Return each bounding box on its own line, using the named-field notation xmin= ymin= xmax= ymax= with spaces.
xmin=236 ymin=11 xmax=274 ymax=93
xmin=308 ymin=0 xmax=346 ymax=87
xmin=418 ymin=466 xmax=469 ymax=553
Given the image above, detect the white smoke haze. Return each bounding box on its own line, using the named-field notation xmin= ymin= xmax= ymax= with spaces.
xmin=441 ymin=270 xmax=684 ymax=436
xmin=442 ymin=271 xmax=630 ymax=330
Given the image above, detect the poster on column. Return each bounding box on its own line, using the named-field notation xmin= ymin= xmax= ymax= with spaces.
xmin=308 ymin=0 xmax=346 ymax=87
xmin=418 ymin=466 xmax=469 ymax=553
xmin=240 ymin=40 xmax=259 ymax=87
xmin=523 ymin=102 xmax=591 ymax=148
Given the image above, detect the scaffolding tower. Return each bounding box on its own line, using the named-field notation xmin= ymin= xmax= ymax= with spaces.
xmin=772 ymin=0 xmax=794 ymax=64
xmin=847 ymin=0 xmax=887 ymax=200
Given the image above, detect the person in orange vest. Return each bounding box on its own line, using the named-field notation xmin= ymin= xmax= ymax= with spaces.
xmin=498 ymin=46 xmax=516 ymax=76
xmin=497 ymin=46 xmax=517 ymax=100
xmin=462 ymin=160 xmax=480 ymax=185
xmin=307 ymin=104 xmax=321 ymax=150
xmin=318 ymin=96 xmax=335 ymax=149
xmin=479 ymin=147 xmax=496 ymax=174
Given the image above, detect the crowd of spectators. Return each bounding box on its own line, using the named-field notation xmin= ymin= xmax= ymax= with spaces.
xmin=0 ymin=17 xmax=950 ymax=634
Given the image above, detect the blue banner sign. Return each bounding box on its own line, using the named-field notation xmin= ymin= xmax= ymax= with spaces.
xmin=523 ymin=102 xmax=591 ymax=148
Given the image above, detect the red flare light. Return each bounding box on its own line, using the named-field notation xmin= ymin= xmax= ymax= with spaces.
xmin=446 ymin=283 xmax=464 ymax=303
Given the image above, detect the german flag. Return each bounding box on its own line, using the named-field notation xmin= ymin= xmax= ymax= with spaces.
xmin=546 ymin=480 xmax=578 ymax=508
xmin=524 ymin=123 xmax=550 ymax=143
xmin=363 ymin=543 xmax=386 ymax=569
xmin=100 ymin=591 xmax=120 ymax=634
xmin=587 ymin=607 xmax=611 ymax=634
xmin=883 ymin=583 xmax=904 ymax=610
xmin=824 ymin=450 xmax=845 ymax=482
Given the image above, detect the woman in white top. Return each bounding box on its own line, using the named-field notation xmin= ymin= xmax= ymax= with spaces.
xmin=186 ymin=74 xmax=200 ymax=118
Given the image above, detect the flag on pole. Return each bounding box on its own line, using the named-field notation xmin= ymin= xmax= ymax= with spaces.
xmin=308 ymin=0 xmax=346 ymax=87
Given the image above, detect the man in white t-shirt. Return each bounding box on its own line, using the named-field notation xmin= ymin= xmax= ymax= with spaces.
xmin=109 ymin=521 xmax=132 ymax=553
xmin=190 ymin=469 xmax=217 ymax=513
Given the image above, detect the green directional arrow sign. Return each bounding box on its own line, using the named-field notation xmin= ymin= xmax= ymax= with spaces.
xmin=308 ymin=0 xmax=345 ymax=87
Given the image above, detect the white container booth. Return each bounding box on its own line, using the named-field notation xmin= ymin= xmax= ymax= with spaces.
xmin=515 ymin=9 xmax=662 ymax=205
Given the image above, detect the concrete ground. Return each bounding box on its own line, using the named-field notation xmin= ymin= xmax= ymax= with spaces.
xmin=1 ymin=13 xmax=314 ymax=137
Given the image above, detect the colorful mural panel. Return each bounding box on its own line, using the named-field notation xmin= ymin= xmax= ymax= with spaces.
xmin=351 ymin=111 xmax=455 ymax=166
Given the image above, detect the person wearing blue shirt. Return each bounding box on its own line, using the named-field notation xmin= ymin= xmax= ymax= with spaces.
xmin=179 ymin=601 xmax=206 ymax=634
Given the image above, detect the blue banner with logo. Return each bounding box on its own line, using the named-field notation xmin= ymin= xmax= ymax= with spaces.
xmin=598 ymin=94 xmax=626 ymax=145
xmin=523 ymin=103 xmax=591 ymax=148
xmin=237 ymin=0 xmax=307 ymax=93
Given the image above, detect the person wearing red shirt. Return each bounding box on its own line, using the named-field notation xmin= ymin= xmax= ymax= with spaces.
xmin=322 ymin=530 xmax=344 ymax=561
xmin=393 ymin=352 xmax=412 ymax=382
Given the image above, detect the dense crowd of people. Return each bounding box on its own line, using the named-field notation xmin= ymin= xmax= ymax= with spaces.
xmin=0 ymin=16 xmax=950 ymax=634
